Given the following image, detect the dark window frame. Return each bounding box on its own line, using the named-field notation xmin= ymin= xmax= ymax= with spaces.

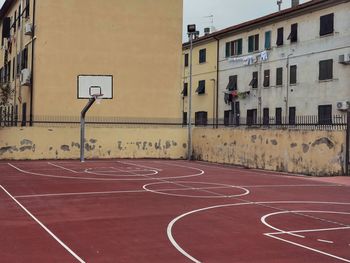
xmin=249 ymin=71 xmax=258 ymax=89
xmin=227 ymin=75 xmax=238 ymax=91
xmin=290 ymin=65 xmax=297 ymax=85
xmin=196 ymin=80 xmax=206 ymax=94
xmin=195 ymin=111 xmax=208 ymax=126
xmin=182 ymin=82 xmax=188 ymax=97
xmin=184 ymin=53 xmax=189 ymax=67
xmin=225 ymin=38 xmax=243 ymax=57
xmin=199 ymin=48 xmax=206 ymax=64
xmin=263 ymin=70 xmax=270 ymax=87
xmin=320 ymin=13 xmax=334 ymax=36
xmin=318 ymin=105 xmax=332 ymax=125
xmin=248 ymin=34 xmax=259 ymax=53
xmin=276 ymin=67 xmax=283 ymax=86
xmin=276 ymin=27 xmax=284 ymax=46
xmin=288 ymin=23 xmax=298 ymax=43
xmin=319 ymin=59 xmax=333 ymax=81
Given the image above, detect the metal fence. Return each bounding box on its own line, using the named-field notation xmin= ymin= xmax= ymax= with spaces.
xmin=0 ymin=111 xmax=348 ymax=131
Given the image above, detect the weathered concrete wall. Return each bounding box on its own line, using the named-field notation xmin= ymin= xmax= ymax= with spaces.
xmin=193 ymin=128 xmax=346 ymax=176
xmin=0 ymin=127 xmax=187 ymax=160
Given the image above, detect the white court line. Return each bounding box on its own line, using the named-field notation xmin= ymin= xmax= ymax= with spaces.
xmin=267 ymin=226 xmax=350 ymax=235
xmin=265 ymin=233 xmax=350 ymax=262
xmin=317 ymin=239 xmax=334 ymax=244
xmin=48 ymin=162 xmax=80 ymax=173
xmin=14 ymin=189 xmax=147 ymax=198
xmin=167 ymin=201 xmax=350 ymax=263
xmin=0 ymin=185 xmax=85 ymax=263
xmin=117 ymin=161 xmax=162 ymax=171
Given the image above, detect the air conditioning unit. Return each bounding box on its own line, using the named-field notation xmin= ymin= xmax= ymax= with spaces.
xmin=339 ymin=53 xmax=350 ymax=64
xmin=20 ymin=68 xmax=31 ymax=86
xmin=24 ymin=22 xmax=32 ymax=36
xmin=336 ymin=101 xmax=350 ymax=111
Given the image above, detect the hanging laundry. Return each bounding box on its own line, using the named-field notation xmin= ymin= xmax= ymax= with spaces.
xmin=260 ymin=50 xmax=268 ymax=61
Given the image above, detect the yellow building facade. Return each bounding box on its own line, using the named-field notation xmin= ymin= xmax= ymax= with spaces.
xmin=0 ymin=0 xmax=183 ymax=126
xmin=182 ymin=37 xmax=218 ymax=127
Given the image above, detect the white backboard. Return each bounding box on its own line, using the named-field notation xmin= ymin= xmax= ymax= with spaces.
xmin=77 ymin=75 xmax=113 ymax=99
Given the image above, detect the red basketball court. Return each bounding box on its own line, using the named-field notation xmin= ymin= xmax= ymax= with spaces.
xmin=0 ymin=159 xmax=349 ymax=262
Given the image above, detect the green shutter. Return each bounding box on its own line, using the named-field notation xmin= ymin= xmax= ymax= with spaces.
xmin=265 ymin=31 xmax=271 ymax=49
xmin=225 ymin=42 xmax=230 ymax=57
xmin=237 ymin=39 xmax=242 ymax=55
xmin=248 ymin=36 xmax=254 ymax=53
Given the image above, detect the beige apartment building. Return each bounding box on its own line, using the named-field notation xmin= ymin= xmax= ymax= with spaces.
xmin=182 ymin=36 xmax=218 ymax=127
xmin=0 ymin=0 xmax=183 ymax=126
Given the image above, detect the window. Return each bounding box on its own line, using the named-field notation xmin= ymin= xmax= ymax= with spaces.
xmin=25 ymin=0 xmax=30 ymax=18
xmin=21 ymin=102 xmax=27 ymax=127
xmin=7 ymin=61 xmax=11 ymax=82
xmin=225 ymin=39 xmax=243 ymax=57
xmin=16 ymin=53 xmax=20 ymax=74
xmin=184 ymin=53 xmax=189 ymax=67
xmin=249 ymin=71 xmax=258 ymax=89
xmin=12 ymin=57 xmax=15 ymax=80
xmin=195 ymin=111 xmax=208 ymax=126
xmin=182 ymin=83 xmax=188 ymax=97
xmin=247 ymin=109 xmax=257 ymax=125
xmin=263 ymin=70 xmax=270 ymax=87
xmin=276 ymin=67 xmax=283 ymax=86
xmin=18 ymin=5 xmax=21 ymax=28
xmin=248 ymin=34 xmax=259 ymax=53
xmin=199 ymin=49 xmax=206 ymax=63
xmin=196 ymin=80 xmax=205 ymax=94
xmin=320 ymin=13 xmax=334 ymax=36
xmin=288 ymin=23 xmax=298 ymax=43
xmin=290 ymin=65 xmax=297 ymax=84
xmin=263 ymin=108 xmax=269 ymax=125
xmin=224 ymin=110 xmax=233 ymax=126
xmin=2 ymin=17 xmax=11 ymax=43
xmin=226 ymin=75 xmax=237 ymax=91
xmin=182 ymin=112 xmax=187 ymax=125
xmin=13 ymin=11 xmax=17 ymax=32
xmin=21 ymin=47 xmax=28 ymax=69
xmin=276 ymin=27 xmax=284 ymax=46
xmin=276 ymin=108 xmax=282 ymax=125
xmin=289 ymin=107 xmax=296 ymax=125
xmin=265 ymin=31 xmax=271 ymax=49
xmin=319 ymin=59 xmax=333 ymax=80
xmin=318 ymin=105 xmax=332 ymax=125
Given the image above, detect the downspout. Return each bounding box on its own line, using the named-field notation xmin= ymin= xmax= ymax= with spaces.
xmin=29 ymin=0 xmax=36 ymax=126
xmin=214 ymin=36 xmax=219 ymax=128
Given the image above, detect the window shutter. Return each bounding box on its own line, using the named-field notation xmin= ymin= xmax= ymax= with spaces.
xmin=237 ymin=39 xmax=242 ymax=55
xmin=290 ymin=23 xmax=298 ymax=42
xmin=276 ymin=108 xmax=282 ymax=125
xmin=290 ymin=65 xmax=297 ymax=84
xmin=319 ymin=59 xmax=333 ymax=80
xmin=254 ymin=34 xmax=259 ymax=51
xmin=276 ymin=68 xmax=283 ymax=86
xmin=248 ymin=36 xmax=254 ymax=53
xmin=263 ymin=70 xmax=270 ymax=87
xmin=226 ymin=42 xmax=231 ymax=57
xmin=289 ymin=107 xmax=296 ymax=125
xmin=265 ymin=31 xmax=271 ymax=49
xmin=2 ymin=17 xmax=11 ymax=39
xmin=320 ymin=13 xmax=334 ymax=36
xmin=276 ymin=27 xmax=284 ymax=46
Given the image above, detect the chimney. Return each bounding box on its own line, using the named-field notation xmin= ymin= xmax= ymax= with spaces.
xmin=204 ymin=27 xmax=210 ymax=36
xmin=291 ymin=0 xmax=300 ymax=7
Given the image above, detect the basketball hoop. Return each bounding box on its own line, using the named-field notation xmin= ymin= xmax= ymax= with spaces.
xmin=92 ymin=94 xmax=103 ymax=105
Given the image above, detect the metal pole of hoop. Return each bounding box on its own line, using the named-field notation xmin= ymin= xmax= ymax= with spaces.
xmin=80 ymin=94 xmax=102 ymax=162
xmin=187 ymin=25 xmax=199 ymax=161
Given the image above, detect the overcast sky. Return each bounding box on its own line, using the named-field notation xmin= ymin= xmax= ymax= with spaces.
xmin=183 ymin=0 xmax=310 ymax=41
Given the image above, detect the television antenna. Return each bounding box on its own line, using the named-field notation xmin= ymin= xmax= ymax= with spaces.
xmin=277 ymin=0 xmax=283 ymax=11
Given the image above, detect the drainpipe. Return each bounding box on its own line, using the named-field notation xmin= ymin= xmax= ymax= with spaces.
xmin=210 ymin=78 xmax=216 ymax=128
xmin=29 ymin=0 xmax=36 ymax=126
xmin=214 ymin=36 xmax=219 ymax=128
